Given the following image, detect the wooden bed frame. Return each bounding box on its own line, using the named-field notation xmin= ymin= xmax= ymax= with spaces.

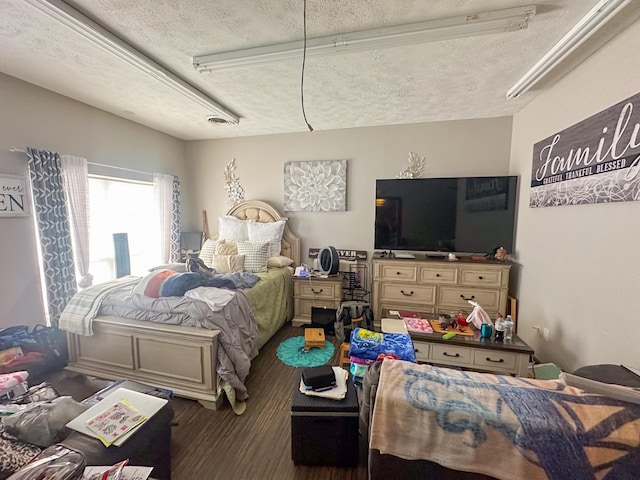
xmin=65 ymin=200 xmax=301 ymax=409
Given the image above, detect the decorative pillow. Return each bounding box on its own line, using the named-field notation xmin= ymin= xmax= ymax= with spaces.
xmin=198 ymin=239 xmax=219 ymax=267
xmin=236 ymin=241 xmax=270 ymax=273
xmin=149 ymin=262 xmax=187 ymax=273
xmin=267 ymin=255 xmax=295 ymax=268
xmin=133 ymin=269 xmax=177 ymax=298
xmin=248 ymin=220 xmax=286 ymax=257
xmin=211 ymin=254 xmax=245 ymax=274
xmin=218 ymin=216 xmax=253 ymax=242
xmin=215 ymin=240 xmax=238 ymax=256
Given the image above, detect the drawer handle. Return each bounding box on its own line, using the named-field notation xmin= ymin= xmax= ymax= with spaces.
xmin=396 ymin=271 xmax=401 ymax=275
xmin=311 ymin=288 xmax=324 ymax=294
xmin=460 ymin=294 xmax=475 ymax=301
xmin=486 ymin=357 xmax=504 ymax=363
xmin=478 ymin=276 xmax=484 ymax=280
xmin=435 ymin=273 xmax=440 ymax=277
xmin=400 ymin=290 xmax=414 ymax=296
xmin=443 ymin=352 xmax=460 ymax=358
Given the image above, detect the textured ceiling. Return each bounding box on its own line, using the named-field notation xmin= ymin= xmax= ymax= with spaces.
xmin=1 ymin=0 xmax=638 ymax=140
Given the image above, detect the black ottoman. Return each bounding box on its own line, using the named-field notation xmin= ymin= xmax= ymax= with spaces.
xmin=291 ymin=371 xmax=359 ymax=467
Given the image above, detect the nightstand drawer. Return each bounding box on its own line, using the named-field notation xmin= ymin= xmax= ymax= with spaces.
xmin=459 ymin=268 xmax=504 ymax=288
xmin=431 ymin=344 xmax=471 ymax=364
xmin=473 ymin=350 xmax=516 ymax=370
xmin=438 ymin=287 xmax=500 ymax=311
xmin=412 ymin=340 xmax=431 ymax=362
xmin=295 ymin=281 xmax=341 ymax=300
xmin=379 ymin=283 xmax=436 ymax=304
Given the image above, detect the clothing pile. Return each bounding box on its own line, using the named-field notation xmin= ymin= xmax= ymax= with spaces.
xmin=348 ymin=327 xmax=415 ymax=387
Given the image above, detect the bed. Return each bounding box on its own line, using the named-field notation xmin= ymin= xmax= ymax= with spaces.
xmin=62 ymin=200 xmax=300 ymax=409
xmin=363 ymin=359 xmax=640 ymax=480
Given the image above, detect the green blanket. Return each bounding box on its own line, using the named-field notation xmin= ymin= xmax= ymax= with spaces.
xmin=244 ymin=267 xmax=293 ymax=348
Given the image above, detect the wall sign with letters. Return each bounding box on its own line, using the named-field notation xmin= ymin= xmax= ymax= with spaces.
xmin=530 ymin=91 xmax=640 ymax=208
xmin=0 ymin=174 xmax=29 ymax=217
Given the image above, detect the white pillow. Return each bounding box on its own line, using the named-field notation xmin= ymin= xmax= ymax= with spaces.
xmin=267 ymin=256 xmax=294 ymax=268
xmin=218 ymin=216 xmax=253 ymax=242
xmin=211 ymin=254 xmax=245 ymax=274
xmin=248 ymin=220 xmax=286 ymax=257
xmin=237 ymin=241 xmax=270 ymax=273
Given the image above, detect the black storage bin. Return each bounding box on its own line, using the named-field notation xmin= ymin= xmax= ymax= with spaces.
xmin=291 ymin=370 xmax=359 ymax=467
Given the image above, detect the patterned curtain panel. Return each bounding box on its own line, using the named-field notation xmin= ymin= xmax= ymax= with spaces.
xmin=153 ymin=173 xmax=181 ymax=263
xmin=171 ymin=176 xmax=181 ymax=263
xmin=27 ymin=147 xmax=77 ymax=327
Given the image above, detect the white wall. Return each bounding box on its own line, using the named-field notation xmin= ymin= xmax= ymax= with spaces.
xmin=185 ymin=117 xmax=513 ymax=265
xmin=509 ymin=20 xmax=640 ymax=371
xmin=0 ymin=73 xmax=188 ymax=329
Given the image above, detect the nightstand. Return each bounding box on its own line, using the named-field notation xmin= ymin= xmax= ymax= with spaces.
xmin=292 ymin=274 xmax=343 ymax=327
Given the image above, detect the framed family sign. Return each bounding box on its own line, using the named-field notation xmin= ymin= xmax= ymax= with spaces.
xmin=0 ymin=174 xmax=29 ymax=217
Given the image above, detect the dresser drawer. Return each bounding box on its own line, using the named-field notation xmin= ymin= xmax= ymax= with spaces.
xmin=378 ymin=264 xmax=418 ymax=282
xmin=419 ymin=267 xmax=457 ymax=284
xmin=473 ymin=350 xmax=516 ymax=371
xmin=295 ymin=281 xmax=341 ymax=300
xmin=431 ymin=344 xmax=471 ymax=365
xmin=295 ymin=298 xmax=340 ymax=318
xmin=459 ymin=268 xmax=504 ymax=288
xmin=379 ymin=283 xmax=436 ymax=304
xmin=412 ymin=340 xmax=431 ymax=362
xmin=438 ymin=287 xmax=501 ymax=311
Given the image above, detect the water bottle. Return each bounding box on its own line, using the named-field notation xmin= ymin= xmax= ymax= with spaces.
xmin=504 ymin=315 xmax=514 ymax=341
xmin=494 ymin=314 xmax=505 ymax=341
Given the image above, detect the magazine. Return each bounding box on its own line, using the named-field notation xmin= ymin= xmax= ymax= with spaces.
xmin=403 ymin=317 xmax=433 ymax=333
xmin=86 ymin=399 xmax=147 ymax=447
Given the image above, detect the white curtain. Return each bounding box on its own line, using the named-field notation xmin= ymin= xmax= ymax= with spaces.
xmin=154 ymin=173 xmax=175 ymax=263
xmin=61 ymin=155 xmax=93 ymax=288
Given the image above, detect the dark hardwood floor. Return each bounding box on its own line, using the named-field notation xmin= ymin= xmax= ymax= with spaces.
xmin=170 ymin=323 xmax=368 ymax=480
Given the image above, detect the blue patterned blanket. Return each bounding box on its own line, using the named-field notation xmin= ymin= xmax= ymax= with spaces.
xmin=369 ymin=360 xmax=640 ymax=480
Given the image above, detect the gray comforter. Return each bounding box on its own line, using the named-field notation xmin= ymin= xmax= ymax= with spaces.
xmin=97 ymin=281 xmax=258 ymax=401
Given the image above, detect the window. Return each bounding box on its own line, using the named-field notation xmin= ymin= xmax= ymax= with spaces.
xmin=88 ymin=176 xmax=161 ymax=284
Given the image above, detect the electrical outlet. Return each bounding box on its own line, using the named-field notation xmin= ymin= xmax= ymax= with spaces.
xmin=543 ymin=328 xmax=550 ymax=341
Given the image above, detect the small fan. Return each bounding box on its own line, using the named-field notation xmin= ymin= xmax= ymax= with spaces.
xmin=317 ymin=246 xmax=339 ymax=275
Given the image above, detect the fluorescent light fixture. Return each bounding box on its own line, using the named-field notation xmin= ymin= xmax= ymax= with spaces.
xmin=194 ymin=5 xmax=536 ymax=73
xmin=507 ymin=0 xmax=632 ymax=99
xmin=24 ymin=0 xmax=239 ymax=124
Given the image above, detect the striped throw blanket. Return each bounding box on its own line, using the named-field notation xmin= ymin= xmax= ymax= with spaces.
xmin=59 ymin=276 xmax=139 ymax=336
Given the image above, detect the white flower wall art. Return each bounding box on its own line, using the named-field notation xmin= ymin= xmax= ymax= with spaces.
xmin=284 ymin=160 xmax=347 ymax=212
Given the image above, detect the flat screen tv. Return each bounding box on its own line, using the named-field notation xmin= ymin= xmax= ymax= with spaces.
xmin=375 ymin=176 xmax=518 ymax=255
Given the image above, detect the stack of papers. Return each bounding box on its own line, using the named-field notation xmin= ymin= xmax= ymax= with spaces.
xmin=381 ymin=318 xmax=408 ymax=334
xmin=299 ymin=367 xmax=348 ymax=400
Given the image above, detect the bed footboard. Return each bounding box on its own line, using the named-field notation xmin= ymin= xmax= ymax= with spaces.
xmin=65 ymin=315 xmax=223 ymax=409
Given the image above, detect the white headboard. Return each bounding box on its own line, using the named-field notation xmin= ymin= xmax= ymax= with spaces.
xmin=225 ymin=200 xmax=301 ymax=266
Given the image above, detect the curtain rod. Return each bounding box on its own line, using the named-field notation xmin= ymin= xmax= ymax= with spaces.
xmin=9 ymin=148 xmax=153 ymax=177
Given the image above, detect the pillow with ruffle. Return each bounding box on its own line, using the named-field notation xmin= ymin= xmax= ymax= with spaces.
xmin=218 ymin=216 xmax=253 ymax=242
xmin=215 ymin=240 xmax=238 ymax=256
xmin=247 ymin=220 xmax=285 ymax=257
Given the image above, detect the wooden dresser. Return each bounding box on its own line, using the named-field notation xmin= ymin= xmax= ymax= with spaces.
xmin=372 ymin=255 xmax=512 ymax=329
xmin=292 ymin=274 xmax=343 ymax=327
